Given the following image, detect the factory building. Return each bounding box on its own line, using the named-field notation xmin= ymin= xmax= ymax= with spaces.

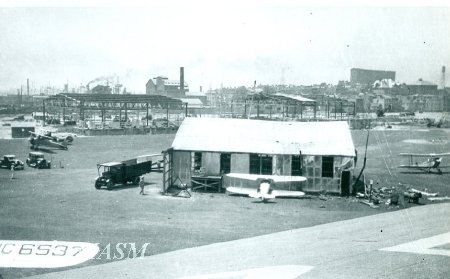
xmin=406 ymin=79 xmax=438 ymax=95
xmin=146 ymin=67 xmax=189 ymax=98
xmin=351 ymin=68 xmax=396 ymax=85
xmin=163 ymin=118 xmax=356 ymax=195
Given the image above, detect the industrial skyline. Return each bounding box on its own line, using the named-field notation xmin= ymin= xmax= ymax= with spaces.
xmin=1 ymin=1 xmax=450 ymax=93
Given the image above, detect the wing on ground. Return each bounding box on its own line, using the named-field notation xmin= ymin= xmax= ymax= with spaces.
xmin=272 ymin=190 xmax=306 ymax=198
xmin=226 ymin=187 xmax=256 ymax=196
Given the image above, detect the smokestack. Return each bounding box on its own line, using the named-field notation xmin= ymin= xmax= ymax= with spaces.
xmin=180 ymin=67 xmax=185 ymax=97
xmin=441 ymin=66 xmax=446 ymax=89
xmin=200 ymin=86 xmax=202 ymax=92
xmin=27 ymin=78 xmax=29 ymax=96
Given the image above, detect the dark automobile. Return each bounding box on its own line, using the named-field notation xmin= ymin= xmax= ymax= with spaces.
xmin=26 ymin=152 xmax=51 ymax=169
xmin=0 ymin=155 xmax=25 ymax=170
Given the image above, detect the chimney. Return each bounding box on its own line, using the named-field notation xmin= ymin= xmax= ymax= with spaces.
xmin=441 ymin=66 xmax=446 ymax=89
xmin=27 ymin=78 xmax=30 ymax=96
xmin=200 ymin=86 xmax=202 ymax=92
xmin=180 ymin=67 xmax=185 ymax=97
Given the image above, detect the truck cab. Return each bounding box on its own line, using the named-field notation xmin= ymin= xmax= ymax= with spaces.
xmin=95 ymin=162 xmax=125 ymax=190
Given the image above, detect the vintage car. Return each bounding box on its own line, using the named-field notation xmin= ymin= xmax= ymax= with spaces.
xmin=26 ymin=152 xmax=51 ymax=169
xmin=0 ymin=155 xmax=25 ymax=170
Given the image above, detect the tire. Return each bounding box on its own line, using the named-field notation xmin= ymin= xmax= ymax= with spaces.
xmin=106 ymin=180 xmax=113 ymax=190
xmin=95 ymin=181 xmax=101 ymax=189
xmin=133 ymin=176 xmax=140 ymax=185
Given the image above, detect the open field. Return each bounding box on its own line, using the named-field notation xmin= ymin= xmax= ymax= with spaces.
xmin=1 ymin=126 xmax=450 ymax=278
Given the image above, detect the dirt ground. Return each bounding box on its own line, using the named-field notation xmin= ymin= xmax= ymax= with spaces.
xmin=1 ymin=126 xmax=449 ymax=278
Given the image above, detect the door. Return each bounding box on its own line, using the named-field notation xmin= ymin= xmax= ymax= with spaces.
xmin=341 ymin=170 xmax=351 ymax=196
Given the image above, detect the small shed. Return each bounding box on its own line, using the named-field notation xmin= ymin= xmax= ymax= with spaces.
xmin=11 ymin=126 xmax=35 ymax=138
xmin=164 ymin=118 xmax=356 ymax=195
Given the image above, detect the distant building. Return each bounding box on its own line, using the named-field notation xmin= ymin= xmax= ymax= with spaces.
xmin=406 ymin=79 xmax=438 ymax=95
xmin=350 ymin=68 xmax=396 ymax=85
xmin=185 ymin=91 xmax=207 ymax=106
xmin=146 ymin=76 xmax=189 ymax=98
xmin=443 ymin=89 xmax=450 ymax=112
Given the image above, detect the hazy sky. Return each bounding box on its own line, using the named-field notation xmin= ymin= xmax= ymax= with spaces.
xmin=1 ymin=1 xmax=450 ymax=93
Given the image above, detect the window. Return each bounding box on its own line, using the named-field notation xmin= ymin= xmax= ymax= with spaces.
xmin=220 ymin=153 xmax=231 ymax=174
xmin=322 ymin=156 xmax=334 ymax=178
xmin=193 ymin=152 xmax=202 ymax=171
xmin=261 ymin=155 xmax=272 ymax=175
xmin=249 ymin=154 xmax=273 ymax=175
xmin=249 ymin=154 xmax=260 ymax=174
xmin=291 ymin=155 xmax=303 ymax=176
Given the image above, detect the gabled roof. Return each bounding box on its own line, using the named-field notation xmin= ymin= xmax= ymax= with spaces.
xmin=171 ymin=118 xmax=356 ymax=157
xmin=274 ymin=93 xmax=315 ymax=102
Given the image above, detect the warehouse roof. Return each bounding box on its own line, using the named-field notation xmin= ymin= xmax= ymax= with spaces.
xmin=407 ymin=79 xmax=437 ymax=86
xmin=171 ymin=118 xmax=356 ymax=157
xmin=274 ymin=93 xmax=315 ymax=102
xmin=245 ymin=92 xmax=316 ymax=105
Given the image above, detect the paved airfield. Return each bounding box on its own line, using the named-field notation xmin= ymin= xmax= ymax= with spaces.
xmin=31 ymin=202 xmax=450 ymax=279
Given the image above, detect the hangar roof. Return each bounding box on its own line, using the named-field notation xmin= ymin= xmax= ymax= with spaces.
xmin=45 ymin=93 xmax=184 ymax=109
xmin=171 ymin=118 xmax=356 ymax=157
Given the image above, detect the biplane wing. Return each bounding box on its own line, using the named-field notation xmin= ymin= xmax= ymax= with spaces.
xmin=226 ymin=173 xmax=306 ymax=202
xmin=226 ymin=173 xmax=307 ymax=183
xmin=400 ymin=152 xmax=450 ymax=157
xmin=226 ymin=186 xmax=306 ymax=200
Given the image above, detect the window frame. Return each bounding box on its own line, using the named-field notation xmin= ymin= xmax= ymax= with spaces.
xmin=321 ymin=156 xmax=334 ymax=178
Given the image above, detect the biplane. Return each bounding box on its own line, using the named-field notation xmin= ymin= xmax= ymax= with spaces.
xmin=226 ymin=173 xmax=306 ymax=202
xmin=29 ymin=131 xmax=68 ymax=151
xmin=399 ymin=152 xmax=450 ymax=174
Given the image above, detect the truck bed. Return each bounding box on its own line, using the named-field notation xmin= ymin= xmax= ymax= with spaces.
xmin=123 ymin=160 xmax=153 ymax=178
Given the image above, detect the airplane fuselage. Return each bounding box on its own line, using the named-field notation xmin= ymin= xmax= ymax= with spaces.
xmin=249 ymin=180 xmax=276 ymax=202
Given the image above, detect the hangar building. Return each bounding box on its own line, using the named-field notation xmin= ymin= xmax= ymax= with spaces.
xmin=163 ymin=118 xmax=356 ymax=195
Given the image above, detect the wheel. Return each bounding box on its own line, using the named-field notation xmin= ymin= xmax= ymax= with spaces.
xmin=133 ymin=176 xmax=140 ymax=185
xmin=95 ymin=181 xmax=101 ymax=189
xmin=106 ymin=180 xmax=114 ymax=190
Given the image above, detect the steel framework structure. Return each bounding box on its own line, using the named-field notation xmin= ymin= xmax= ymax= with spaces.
xmin=42 ymin=93 xmax=187 ymax=125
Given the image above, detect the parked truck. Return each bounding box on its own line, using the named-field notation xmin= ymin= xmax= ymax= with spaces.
xmin=95 ymin=157 xmax=154 ymax=190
